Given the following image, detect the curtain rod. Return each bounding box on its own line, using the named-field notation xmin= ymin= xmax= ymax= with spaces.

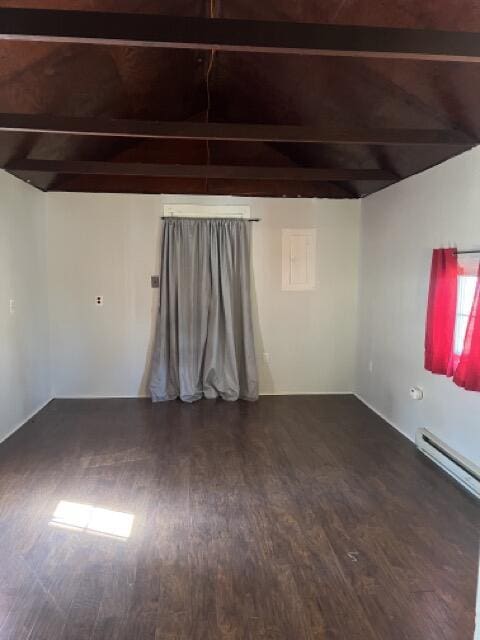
xmin=161 ymin=216 xmax=260 ymax=221
xmin=455 ymin=249 xmax=480 ymax=255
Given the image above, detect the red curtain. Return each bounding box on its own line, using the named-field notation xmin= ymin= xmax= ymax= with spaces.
xmin=424 ymin=248 xmax=458 ymax=374
xmin=453 ymin=263 xmax=480 ymax=391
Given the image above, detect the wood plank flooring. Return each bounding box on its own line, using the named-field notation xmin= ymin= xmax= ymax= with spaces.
xmin=0 ymin=395 xmax=478 ymax=639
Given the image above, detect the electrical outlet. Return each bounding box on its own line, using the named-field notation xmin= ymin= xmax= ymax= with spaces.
xmin=9 ymin=299 xmax=15 ymax=315
xmin=95 ymin=296 xmax=104 ymax=306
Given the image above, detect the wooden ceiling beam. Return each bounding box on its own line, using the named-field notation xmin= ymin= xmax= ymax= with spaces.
xmin=6 ymin=159 xmax=395 ymax=182
xmin=0 ymin=113 xmax=472 ymax=146
xmin=1 ymin=8 xmax=480 ymax=62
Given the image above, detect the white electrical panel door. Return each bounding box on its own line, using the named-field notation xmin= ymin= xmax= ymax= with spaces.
xmin=282 ymin=228 xmax=316 ymax=291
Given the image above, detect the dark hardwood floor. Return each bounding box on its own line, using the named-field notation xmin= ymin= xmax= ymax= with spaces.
xmin=0 ymin=395 xmax=478 ymax=640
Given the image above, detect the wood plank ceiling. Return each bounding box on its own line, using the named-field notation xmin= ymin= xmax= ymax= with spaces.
xmin=0 ymin=0 xmax=479 ymax=198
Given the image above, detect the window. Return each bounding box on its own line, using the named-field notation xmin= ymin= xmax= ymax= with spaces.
xmin=425 ymin=248 xmax=480 ymax=391
xmin=454 ymin=273 xmax=478 ymax=355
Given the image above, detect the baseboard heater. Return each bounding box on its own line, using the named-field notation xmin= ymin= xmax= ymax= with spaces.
xmin=416 ymin=428 xmax=480 ymax=499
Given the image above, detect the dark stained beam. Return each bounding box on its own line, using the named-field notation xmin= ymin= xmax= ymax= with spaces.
xmin=1 ymin=8 xmax=480 ymax=62
xmin=0 ymin=113 xmax=473 ymax=146
xmin=265 ymin=142 xmax=357 ymax=198
xmin=6 ymin=159 xmax=395 ymax=182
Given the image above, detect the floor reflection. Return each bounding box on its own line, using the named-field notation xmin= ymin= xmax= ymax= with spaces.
xmin=49 ymin=500 xmax=134 ymax=540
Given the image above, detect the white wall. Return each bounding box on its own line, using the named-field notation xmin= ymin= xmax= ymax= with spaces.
xmin=0 ymin=172 xmax=51 ymax=442
xmin=357 ymin=146 xmax=480 ymax=464
xmin=46 ymin=193 xmax=360 ymax=397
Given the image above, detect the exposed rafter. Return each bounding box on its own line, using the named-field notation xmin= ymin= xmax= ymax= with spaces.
xmin=1 ymin=8 xmax=480 ymax=62
xmin=6 ymin=159 xmax=395 ymax=182
xmin=0 ymin=113 xmax=473 ymax=147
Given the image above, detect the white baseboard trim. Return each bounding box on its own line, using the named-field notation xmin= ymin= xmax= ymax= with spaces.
xmin=354 ymin=393 xmax=415 ymax=444
xmin=260 ymin=391 xmax=353 ymax=396
xmin=54 ymin=394 xmax=150 ymax=399
xmin=53 ymin=391 xmax=353 ymax=399
xmin=0 ymin=396 xmax=54 ymax=445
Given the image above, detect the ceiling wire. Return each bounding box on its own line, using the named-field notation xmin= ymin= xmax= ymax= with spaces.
xmin=205 ymin=0 xmax=217 ymax=193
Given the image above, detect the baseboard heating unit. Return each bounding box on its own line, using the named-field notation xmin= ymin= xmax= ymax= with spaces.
xmin=416 ymin=429 xmax=480 ymax=499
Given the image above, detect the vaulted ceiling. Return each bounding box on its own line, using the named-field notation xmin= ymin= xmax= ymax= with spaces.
xmin=0 ymin=0 xmax=479 ymax=198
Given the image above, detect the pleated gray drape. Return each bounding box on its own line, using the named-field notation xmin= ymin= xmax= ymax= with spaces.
xmin=150 ymin=218 xmax=259 ymax=403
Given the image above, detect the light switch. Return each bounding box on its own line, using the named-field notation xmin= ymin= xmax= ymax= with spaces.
xmin=9 ymin=299 xmax=15 ymax=314
xmin=151 ymin=276 xmax=160 ymax=289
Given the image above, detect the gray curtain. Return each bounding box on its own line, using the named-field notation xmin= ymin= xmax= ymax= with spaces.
xmin=150 ymin=218 xmax=259 ymax=403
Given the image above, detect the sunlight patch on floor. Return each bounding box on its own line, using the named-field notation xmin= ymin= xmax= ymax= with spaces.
xmin=49 ymin=500 xmax=134 ymax=540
